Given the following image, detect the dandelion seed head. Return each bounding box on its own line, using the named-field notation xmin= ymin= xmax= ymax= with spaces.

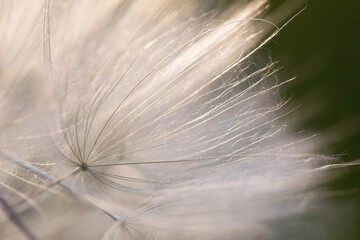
xmin=0 ymin=0 xmax=355 ymax=239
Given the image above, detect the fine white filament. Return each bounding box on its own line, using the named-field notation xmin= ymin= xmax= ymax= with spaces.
xmin=0 ymin=1 xmax=349 ymax=240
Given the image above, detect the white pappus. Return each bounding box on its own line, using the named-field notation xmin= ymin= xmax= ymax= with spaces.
xmin=0 ymin=0 xmax=355 ymax=240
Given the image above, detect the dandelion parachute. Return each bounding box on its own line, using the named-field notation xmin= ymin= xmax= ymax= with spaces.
xmin=0 ymin=0 xmax=352 ymax=239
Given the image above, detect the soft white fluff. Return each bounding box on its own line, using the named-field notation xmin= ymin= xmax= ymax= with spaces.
xmin=0 ymin=1 xmax=346 ymax=240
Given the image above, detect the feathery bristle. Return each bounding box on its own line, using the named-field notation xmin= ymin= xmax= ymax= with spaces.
xmin=0 ymin=1 xmax=353 ymax=239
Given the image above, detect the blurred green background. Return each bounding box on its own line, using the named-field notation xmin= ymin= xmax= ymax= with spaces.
xmin=268 ymin=1 xmax=360 ymax=239
xmin=269 ymin=0 xmax=360 ymax=161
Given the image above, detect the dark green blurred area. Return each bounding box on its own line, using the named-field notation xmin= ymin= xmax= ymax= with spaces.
xmin=268 ymin=1 xmax=360 ymax=239
xmin=268 ymin=0 xmax=360 ymax=161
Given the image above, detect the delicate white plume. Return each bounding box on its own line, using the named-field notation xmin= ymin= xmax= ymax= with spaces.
xmin=0 ymin=1 xmax=348 ymax=240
